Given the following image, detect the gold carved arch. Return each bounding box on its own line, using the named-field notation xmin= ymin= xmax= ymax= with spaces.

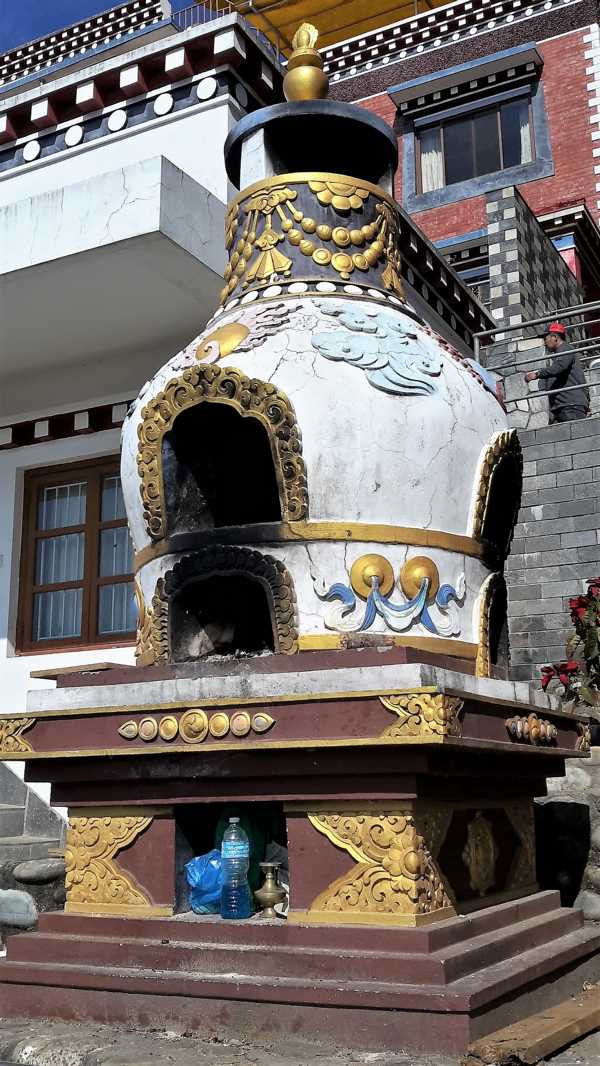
xmin=470 ymin=430 xmax=522 ymax=560
xmin=137 ymin=364 xmax=309 ymax=542
xmin=135 ymin=547 xmax=299 ymax=666
xmin=475 ymin=572 xmax=505 ymax=678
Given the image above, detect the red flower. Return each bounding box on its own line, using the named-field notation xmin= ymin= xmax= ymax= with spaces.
xmin=569 ymin=596 xmax=589 ymax=621
xmin=541 ymin=666 xmax=556 ymax=690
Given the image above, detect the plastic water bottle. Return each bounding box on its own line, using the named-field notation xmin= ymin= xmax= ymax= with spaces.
xmin=220 ymin=817 xmax=252 ymax=919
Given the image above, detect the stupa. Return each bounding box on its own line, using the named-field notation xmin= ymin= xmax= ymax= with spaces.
xmin=0 ymin=25 xmax=598 ymax=1055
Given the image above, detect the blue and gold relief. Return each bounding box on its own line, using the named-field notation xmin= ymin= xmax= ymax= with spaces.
xmin=311 ymin=302 xmax=443 ymax=397
xmin=311 ymin=554 xmax=465 ymax=636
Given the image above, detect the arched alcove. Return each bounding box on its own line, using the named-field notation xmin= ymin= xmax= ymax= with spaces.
xmin=162 ymin=404 xmax=282 ymax=535
xmin=170 ymin=573 xmax=276 ymax=660
xmin=476 ymin=573 xmax=509 ymax=678
xmin=137 ymin=365 xmax=308 ymax=542
xmin=471 ymin=431 xmax=523 ymax=561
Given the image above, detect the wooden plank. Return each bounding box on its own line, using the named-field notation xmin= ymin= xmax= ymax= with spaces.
xmin=30 ymin=662 xmax=123 ymax=680
xmin=463 ymin=985 xmax=600 ymax=1065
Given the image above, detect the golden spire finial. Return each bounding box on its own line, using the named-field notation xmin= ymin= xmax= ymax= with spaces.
xmin=283 ymin=22 xmax=328 ymax=102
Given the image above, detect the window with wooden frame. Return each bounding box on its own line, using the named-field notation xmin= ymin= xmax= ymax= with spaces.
xmin=416 ymin=96 xmax=535 ymax=194
xmin=17 ymin=457 xmax=137 ymax=653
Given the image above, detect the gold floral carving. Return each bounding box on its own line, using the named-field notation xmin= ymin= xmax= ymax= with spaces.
xmin=65 ymin=815 xmax=152 ymax=911
xmin=462 ymin=812 xmax=497 ymax=897
xmin=506 ymin=801 xmax=536 ymax=888
xmin=505 ymin=713 xmax=558 ymax=745
xmin=307 ymin=811 xmax=453 ymax=923
xmin=135 ymin=579 xmax=168 ymax=666
xmin=0 ymin=717 xmax=35 ymax=754
xmin=221 ymin=175 xmax=404 ymax=303
xmin=379 ymin=693 xmax=463 ymax=738
xmin=470 ymin=430 xmax=523 ymax=557
xmin=137 ymin=363 xmax=308 ymax=541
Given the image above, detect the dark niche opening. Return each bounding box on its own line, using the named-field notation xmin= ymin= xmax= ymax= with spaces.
xmin=162 ymin=404 xmax=282 ymax=535
xmin=482 ymin=457 xmax=522 ymax=560
xmin=170 ymin=574 xmax=275 ymax=660
xmin=489 ymin=576 xmax=509 ymax=677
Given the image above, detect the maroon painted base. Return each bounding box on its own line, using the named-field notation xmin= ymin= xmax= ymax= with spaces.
xmin=1 ymin=891 xmax=599 ymax=1054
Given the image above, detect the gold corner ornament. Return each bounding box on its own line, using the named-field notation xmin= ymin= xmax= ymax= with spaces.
xmin=137 ymin=363 xmax=308 ymax=541
xmin=379 ymin=693 xmax=464 ymax=739
xmin=0 ymin=717 xmax=35 ymax=754
xmin=65 ymin=815 xmax=153 ymax=912
xmin=306 ymin=811 xmax=453 ymax=925
xmin=221 ymin=175 xmax=404 ymax=305
xmin=283 ymin=22 xmax=328 ymax=103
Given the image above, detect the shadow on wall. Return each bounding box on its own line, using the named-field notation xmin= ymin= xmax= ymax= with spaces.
xmin=535 ymin=799 xmax=589 ymax=906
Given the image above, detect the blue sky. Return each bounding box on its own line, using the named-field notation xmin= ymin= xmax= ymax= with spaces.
xmin=1 ymin=0 xmax=190 ymax=53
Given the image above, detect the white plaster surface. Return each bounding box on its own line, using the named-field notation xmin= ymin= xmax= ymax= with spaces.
xmin=123 ymin=296 xmax=507 ymax=550
xmin=24 ymin=661 xmax=563 ymax=715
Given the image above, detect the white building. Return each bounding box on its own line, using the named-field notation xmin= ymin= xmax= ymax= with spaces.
xmin=0 ymin=0 xmax=282 ymax=830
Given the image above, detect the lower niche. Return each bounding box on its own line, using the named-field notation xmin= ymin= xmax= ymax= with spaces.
xmin=170 ymin=574 xmax=275 ymax=660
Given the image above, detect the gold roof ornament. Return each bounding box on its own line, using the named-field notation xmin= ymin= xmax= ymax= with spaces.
xmin=283 ymin=22 xmax=328 ymax=102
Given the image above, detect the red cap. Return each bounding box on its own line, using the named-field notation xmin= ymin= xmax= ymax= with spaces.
xmin=540 ymin=321 xmax=567 ymax=338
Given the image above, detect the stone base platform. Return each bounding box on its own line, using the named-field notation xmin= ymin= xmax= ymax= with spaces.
xmin=1 ymin=891 xmax=599 ymax=1055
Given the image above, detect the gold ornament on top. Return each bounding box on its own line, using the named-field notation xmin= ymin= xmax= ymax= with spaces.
xmin=283 ymin=23 xmax=328 ymax=102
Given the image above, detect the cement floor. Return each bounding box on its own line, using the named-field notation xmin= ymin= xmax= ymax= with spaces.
xmin=0 ymin=1018 xmax=599 ymax=1065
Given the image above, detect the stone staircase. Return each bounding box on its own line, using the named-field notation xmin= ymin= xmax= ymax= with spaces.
xmin=0 ymin=763 xmax=65 ymax=870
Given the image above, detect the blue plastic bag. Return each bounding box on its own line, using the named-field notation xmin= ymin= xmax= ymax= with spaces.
xmin=185 ymin=849 xmax=222 ymax=914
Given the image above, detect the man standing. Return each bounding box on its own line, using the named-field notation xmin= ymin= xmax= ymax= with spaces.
xmin=524 ymin=321 xmax=590 ymax=423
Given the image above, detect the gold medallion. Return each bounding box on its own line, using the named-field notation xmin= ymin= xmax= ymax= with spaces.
xmin=350 ymin=554 xmax=395 ymax=599
xmin=139 ymin=717 xmax=158 ymax=742
xmin=230 ymin=711 xmax=252 ymax=737
xmin=179 ymin=709 xmax=209 ymax=744
xmin=209 ymin=712 xmax=230 ymax=738
xmin=159 ymin=715 xmax=179 ymax=742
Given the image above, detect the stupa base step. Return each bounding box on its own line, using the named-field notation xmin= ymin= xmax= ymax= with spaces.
xmin=1 ymin=892 xmax=599 ymax=1055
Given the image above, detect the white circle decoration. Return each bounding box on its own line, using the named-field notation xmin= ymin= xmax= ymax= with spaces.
xmin=154 ymin=92 xmax=174 ymax=117
xmin=197 ymin=76 xmax=217 ymax=101
xmin=107 ymin=108 xmax=127 ymax=132
xmin=344 ymin=284 xmax=362 ymax=295
xmin=241 ymin=290 xmax=259 ymax=303
xmin=316 ymin=282 xmax=336 ymax=293
xmin=64 ymin=124 xmax=83 ymax=147
xmin=235 ymin=85 xmax=248 ymax=108
xmin=23 ymin=139 xmax=41 ymax=162
xmin=289 ymin=282 xmax=308 ymax=294
xmin=263 ymin=285 xmax=282 ymax=298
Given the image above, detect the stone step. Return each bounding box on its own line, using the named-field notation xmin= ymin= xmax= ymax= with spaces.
xmin=1 ymin=923 xmax=599 ymax=1015
xmin=7 ymin=899 xmax=585 ymax=989
xmin=0 ymin=837 xmax=61 ymax=863
xmin=0 ymin=806 xmax=25 ymax=839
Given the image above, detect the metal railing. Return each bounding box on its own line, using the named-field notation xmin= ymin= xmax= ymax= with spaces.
xmin=473 ymin=301 xmax=600 ymax=408
xmin=172 ymin=1 xmax=281 ymax=59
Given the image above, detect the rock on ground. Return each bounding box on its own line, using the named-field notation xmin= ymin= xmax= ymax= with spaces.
xmin=0 ymin=1019 xmax=459 ymax=1066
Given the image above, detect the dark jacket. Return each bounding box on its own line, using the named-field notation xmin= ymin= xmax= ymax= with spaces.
xmin=538 ymin=341 xmax=590 ymax=413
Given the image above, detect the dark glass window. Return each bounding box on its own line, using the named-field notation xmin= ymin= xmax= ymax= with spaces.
xmin=418 ymin=97 xmax=534 ymax=193
xmin=18 ymin=458 xmax=136 ymax=652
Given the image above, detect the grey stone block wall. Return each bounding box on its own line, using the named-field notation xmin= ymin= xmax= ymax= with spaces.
xmin=482 ymin=186 xmax=588 ymax=431
xmin=507 ymin=416 xmax=600 ymax=681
